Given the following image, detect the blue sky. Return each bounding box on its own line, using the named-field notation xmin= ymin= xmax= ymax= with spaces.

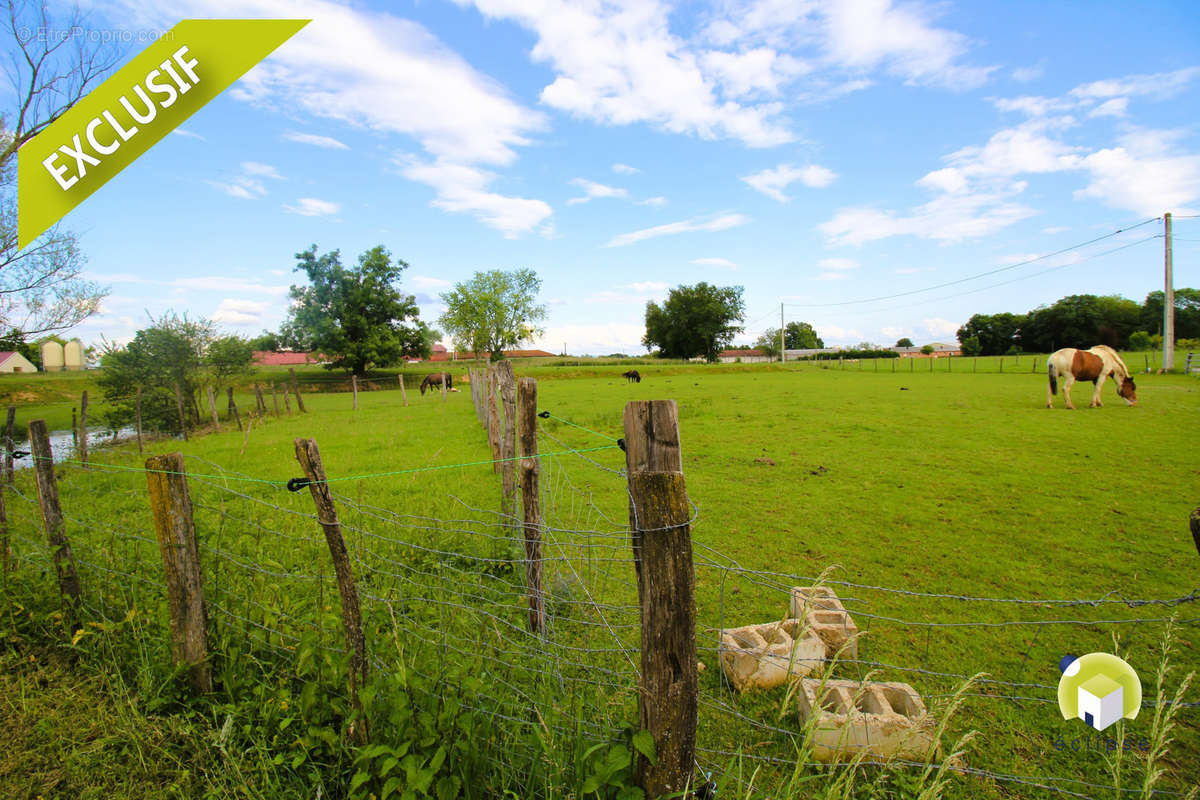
xmin=15 ymin=0 xmax=1200 ymax=354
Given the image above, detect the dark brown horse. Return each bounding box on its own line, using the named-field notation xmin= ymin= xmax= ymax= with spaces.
xmin=420 ymin=372 xmax=453 ymax=395
xmin=622 ymin=370 xmax=641 ymax=383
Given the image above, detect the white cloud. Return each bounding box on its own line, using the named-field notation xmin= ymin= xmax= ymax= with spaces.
xmin=242 ymin=161 xmax=284 ymax=179
xmin=1088 ymin=97 xmax=1128 ymax=118
xmin=399 ymin=158 xmax=553 ymax=238
xmin=638 ymin=196 xmax=668 ymax=206
xmin=692 ymin=257 xmax=738 ymax=269
xmin=412 ymin=275 xmax=453 ymax=290
xmin=922 ymin=318 xmax=961 ymax=337
xmin=893 ymin=267 xmax=920 ymax=274
xmin=284 ymin=131 xmax=350 ymax=150
xmin=173 ymin=277 xmax=289 ymax=296
xmin=820 ymin=190 xmax=1035 ymax=245
xmin=461 ymin=0 xmax=794 ymax=147
xmin=1011 ymin=65 xmax=1043 ymax=83
xmin=532 ymin=321 xmax=648 ymax=355
xmin=1075 ymin=129 xmax=1200 ymax=216
xmin=612 ymin=163 xmax=640 ymax=174
xmin=212 ymin=299 xmax=271 ymax=325
xmin=283 ymin=197 xmax=341 ymax=216
xmin=171 ymin=128 xmax=205 ymax=140
xmin=743 ymin=163 xmax=837 ymax=201
xmin=1069 ymin=67 xmax=1200 ymax=102
xmin=818 ymin=257 xmax=859 ymax=271
xmin=605 ymin=212 xmax=750 ymax=247
xmin=567 ymin=178 xmax=629 ymax=205
xmin=626 ymin=281 xmax=669 ymax=292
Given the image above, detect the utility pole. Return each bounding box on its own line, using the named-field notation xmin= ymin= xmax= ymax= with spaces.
xmin=1164 ymin=212 xmax=1175 ymax=371
xmin=779 ymin=303 xmax=785 ymax=363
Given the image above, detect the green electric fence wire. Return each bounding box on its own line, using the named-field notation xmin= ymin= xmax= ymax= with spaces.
xmin=538 ymin=412 xmax=618 ymax=444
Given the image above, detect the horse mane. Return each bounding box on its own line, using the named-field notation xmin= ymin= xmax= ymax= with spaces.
xmin=1090 ymin=344 xmax=1130 ymax=378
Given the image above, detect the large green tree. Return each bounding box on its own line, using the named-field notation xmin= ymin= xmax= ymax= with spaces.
xmin=754 ymin=321 xmax=823 ymax=358
xmin=282 ymin=245 xmax=429 ymax=375
xmin=643 ymin=283 xmax=744 ymax=362
xmin=955 ymin=312 xmax=1027 ymax=356
xmin=438 ymin=269 xmax=546 ymax=362
xmin=1140 ymin=289 xmax=1200 ymax=340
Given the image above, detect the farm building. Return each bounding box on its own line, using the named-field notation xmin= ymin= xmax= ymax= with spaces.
xmin=40 ymin=338 xmax=87 ymax=371
xmin=717 ymin=349 xmax=770 ymax=363
xmin=253 ymin=351 xmax=325 ymax=366
xmin=0 ymin=351 xmax=38 ymax=373
xmin=895 ymin=343 xmax=962 ymax=358
xmin=414 ymin=348 xmax=557 ymax=362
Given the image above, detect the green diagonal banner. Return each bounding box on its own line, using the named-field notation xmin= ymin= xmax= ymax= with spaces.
xmin=18 ymin=19 xmax=309 ymax=249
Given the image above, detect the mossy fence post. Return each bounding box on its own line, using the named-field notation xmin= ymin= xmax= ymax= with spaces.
xmin=487 ymin=366 xmax=501 ymax=470
xmin=622 ymin=400 xmax=697 ymax=798
xmin=227 ymin=387 xmax=242 ymax=432
xmin=518 ymin=377 xmax=545 ymax=635
xmin=294 ymin=438 xmax=368 ymax=743
xmin=497 ymin=361 xmax=517 ymax=523
xmin=135 ymin=388 xmax=143 ymax=453
xmin=289 ymin=368 xmax=307 ymax=413
xmin=29 ymin=420 xmax=82 ymax=631
xmin=145 ymin=452 xmax=211 ymax=694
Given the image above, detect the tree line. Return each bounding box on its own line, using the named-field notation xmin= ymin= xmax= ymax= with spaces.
xmin=955 ymin=290 xmax=1200 ymax=356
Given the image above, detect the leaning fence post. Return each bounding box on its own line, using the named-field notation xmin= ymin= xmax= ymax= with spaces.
xmin=289 ymin=368 xmax=307 ymax=413
xmin=227 ymin=387 xmax=242 ymax=432
xmin=271 ymin=383 xmax=280 ymax=417
xmin=498 ymin=362 xmax=517 ymax=522
xmin=440 ymin=371 xmax=447 ymax=402
xmin=283 ymin=384 xmax=292 ymax=414
xmin=29 ymin=420 xmax=82 ymax=630
xmin=207 ymin=386 xmax=221 ymax=430
xmin=254 ymin=384 xmax=267 ymax=418
xmin=4 ymin=405 xmax=15 ymax=485
xmin=352 ymin=375 xmax=359 ymax=411
xmin=78 ymin=391 xmax=89 ymax=466
xmin=294 ymin=438 xmax=368 ymax=743
xmin=518 ymin=378 xmax=545 ymax=635
xmin=145 ymin=452 xmax=211 ymax=694
xmin=398 ymin=374 xmax=408 ymax=407
xmin=623 ymin=400 xmax=697 ymax=798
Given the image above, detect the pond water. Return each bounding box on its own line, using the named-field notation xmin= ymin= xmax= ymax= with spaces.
xmin=8 ymin=426 xmax=140 ymax=469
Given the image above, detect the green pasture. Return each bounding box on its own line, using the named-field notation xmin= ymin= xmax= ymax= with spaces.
xmin=1 ymin=361 xmax=1197 ymax=799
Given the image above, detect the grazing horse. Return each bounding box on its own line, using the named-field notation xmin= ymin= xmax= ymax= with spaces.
xmin=1046 ymin=345 xmax=1136 ymax=409
xmin=419 ymin=372 xmax=453 ymax=395
xmin=622 ymin=369 xmax=641 ymax=384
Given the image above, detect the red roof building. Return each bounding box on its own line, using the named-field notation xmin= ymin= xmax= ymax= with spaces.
xmin=252 ymin=351 xmax=323 ymax=366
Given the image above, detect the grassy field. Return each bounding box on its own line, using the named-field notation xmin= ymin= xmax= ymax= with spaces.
xmin=1 ymin=359 xmax=1196 ymax=799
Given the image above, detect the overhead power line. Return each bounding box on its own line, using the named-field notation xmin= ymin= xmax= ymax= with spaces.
xmin=784 ymin=217 xmax=1161 ymax=309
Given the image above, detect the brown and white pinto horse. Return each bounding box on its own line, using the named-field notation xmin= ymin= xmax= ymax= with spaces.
xmin=1046 ymin=345 xmax=1137 ymax=409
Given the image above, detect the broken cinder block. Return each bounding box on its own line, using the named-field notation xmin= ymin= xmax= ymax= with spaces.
xmin=719 ymin=619 xmax=826 ymax=692
xmin=795 ymin=678 xmax=934 ymax=761
xmin=790 ymin=586 xmax=860 ymax=660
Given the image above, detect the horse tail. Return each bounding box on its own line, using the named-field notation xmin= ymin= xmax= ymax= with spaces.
xmin=1047 ymin=361 xmax=1058 ymax=395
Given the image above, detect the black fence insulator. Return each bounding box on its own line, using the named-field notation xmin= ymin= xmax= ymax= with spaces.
xmin=616 ymin=438 xmax=626 ymax=452
xmin=10 ymin=450 xmax=30 ymax=460
xmin=286 ymin=477 xmax=312 ymax=492
xmin=537 ymin=411 xmax=551 ymax=419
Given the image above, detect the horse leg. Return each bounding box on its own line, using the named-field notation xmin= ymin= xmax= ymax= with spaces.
xmin=1063 ymin=375 xmax=1077 ymax=410
xmin=1091 ymin=376 xmax=1104 ymax=408
xmin=1047 ymin=364 xmax=1055 ymax=408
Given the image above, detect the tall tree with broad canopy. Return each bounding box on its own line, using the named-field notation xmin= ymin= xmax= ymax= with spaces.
xmin=282 ymin=244 xmax=430 ymax=375
xmin=643 ymin=283 xmax=745 ymax=362
xmin=438 ymin=269 xmax=546 ymax=362
xmin=754 ymin=321 xmax=824 ymax=358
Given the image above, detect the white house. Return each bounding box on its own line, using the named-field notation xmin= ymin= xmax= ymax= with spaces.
xmin=1078 ymin=673 xmax=1123 ymax=731
xmin=0 ymin=351 xmax=37 ymax=373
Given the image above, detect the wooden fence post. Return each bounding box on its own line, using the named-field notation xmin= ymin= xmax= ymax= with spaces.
xmin=289 ymin=368 xmax=307 ymax=413
xmin=294 ymin=438 xmax=368 ymax=743
xmin=29 ymin=420 xmax=82 ymax=629
xmin=487 ymin=366 xmax=501 ymax=471
xmin=398 ymin=374 xmax=408 ymax=407
xmin=227 ymin=387 xmax=242 ymax=432
xmin=174 ymin=384 xmax=188 ymax=442
xmin=518 ymin=378 xmax=545 ymax=635
xmin=497 ymin=362 xmax=517 ymax=522
xmin=271 ymin=384 xmax=281 ymax=417
xmin=71 ymin=407 xmax=76 ymax=447
xmin=4 ymin=405 xmax=14 ymax=485
xmin=0 ymin=479 xmax=8 ymax=579
xmin=145 ymin=452 xmax=211 ymax=694
xmin=441 ymin=371 xmax=447 ymax=402
xmin=254 ymin=384 xmax=267 ymax=418
xmin=283 ymin=385 xmax=292 ymax=414
xmin=999 ymin=357 xmax=1004 ymax=373
xmin=135 ymin=388 xmax=144 ymax=454
xmin=207 ymin=386 xmax=221 ymax=431
xmin=352 ymin=375 xmax=359 ymax=411
xmin=623 ymin=400 xmax=697 ymax=798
